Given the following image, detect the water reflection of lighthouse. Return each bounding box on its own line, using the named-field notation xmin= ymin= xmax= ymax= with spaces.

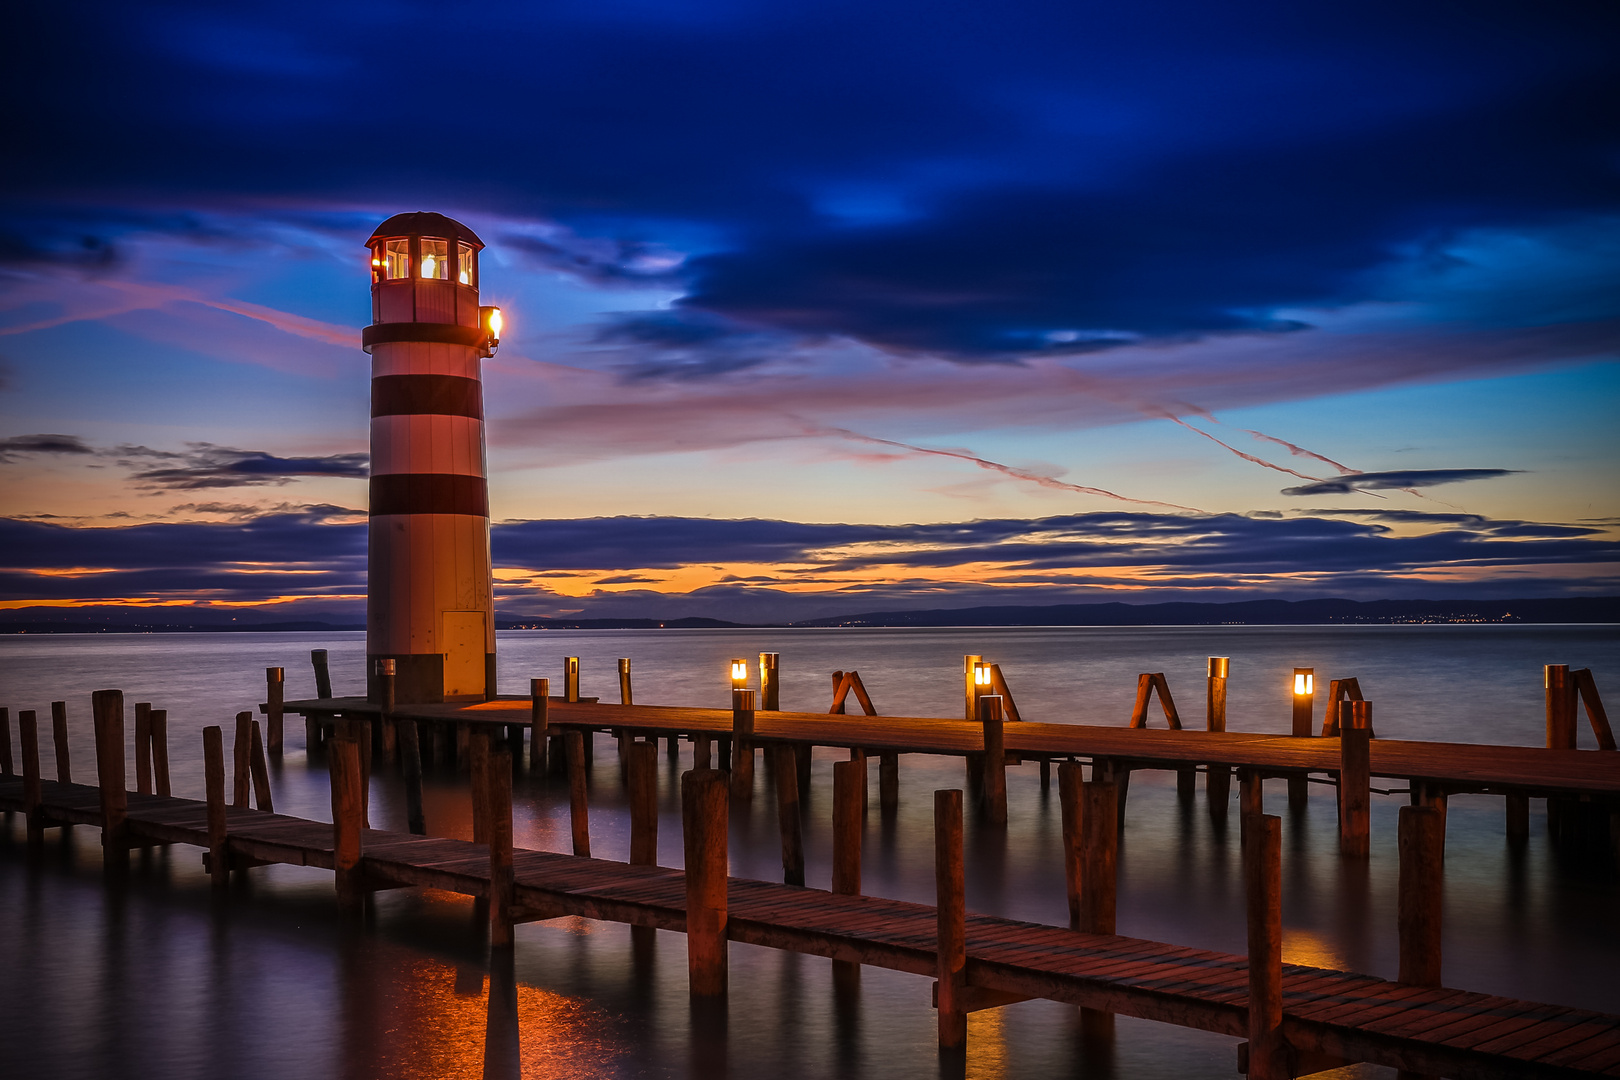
xmin=362 ymin=212 xmax=502 ymax=704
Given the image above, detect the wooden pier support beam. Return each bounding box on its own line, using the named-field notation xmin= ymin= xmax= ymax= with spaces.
xmin=1207 ymin=657 xmax=1231 ymax=818
xmin=329 ymin=735 xmax=364 ymax=913
xmin=879 ymin=751 xmax=899 ymax=814
xmin=52 ymin=700 xmax=71 ymax=785
xmin=566 ymin=730 xmax=590 ymax=857
xmin=1079 ymin=780 xmax=1118 ymax=935
xmin=760 ymin=652 xmax=780 ymax=711
xmin=204 ymin=725 xmax=228 ymax=890
xmin=232 ymin=711 xmax=252 ymax=808
xmin=529 ymin=678 xmax=548 ymax=772
xmin=629 ymin=740 xmax=658 ymax=867
xmin=1398 ymin=805 xmax=1444 ymax=988
xmin=489 ymin=745 xmax=515 ymax=949
xmin=1245 ymin=813 xmax=1285 ymax=1080
xmin=20 ymin=711 xmax=42 ymax=848
xmin=91 ymin=689 xmax=128 ymax=866
xmin=470 ymin=730 xmax=492 ymax=845
xmin=1289 ymin=668 xmax=1314 ymax=811
xmin=249 ymin=720 xmax=273 ymax=812
xmin=775 ymin=745 xmax=805 ymax=886
xmin=312 ymin=647 xmax=333 ymax=699
xmin=151 ymin=709 xmax=170 ymax=797
xmin=934 ymin=788 xmax=967 ymax=1054
xmin=134 ymin=702 xmax=152 ymax=794
xmin=1339 ymin=701 xmax=1372 ymax=858
xmin=1059 ymin=762 xmax=1083 ymax=929
xmin=1546 ymin=664 xmax=1579 ymax=843
xmin=693 ymin=733 xmax=711 ymax=770
xmin=832 ymin=759 xmax=863 ymax=895
xmin=0 ymin=707 xmax=12 ymax=776
xmin=963 ymin=655 xmax=984 ymax=789
xmin=979 ymin=694 xmax=1007 ymax=824
xmin=682 ymin=768 xmax=729 ymax=997
xmin=1505 ymin=793 xmax=1529 ymax=844
xmin=1094 ymin=757 xmax=1130 ymax=831
xmin=619 ymin=658 xmax=633 ymax=706
xmin=731 ymin=689 xmax=755 ymax=799
xmin=265 ymin=667 xmax=285 ymax=754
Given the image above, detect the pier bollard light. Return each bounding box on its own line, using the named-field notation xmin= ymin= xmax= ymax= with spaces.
xmin=964 ymin=655 xmax=987 ymax=787
xmin=564 ymin=657 xmax=580 ymax=703
xmin=730 ymin=658 xmax=748 ymax=692
xmin=1289 ymin=668 xmax=1314 ymax=810
xmin=731 ymin=688 xmax=756 ymax=797
xmin=1206 ymin=657 xmax=1232 ymax=815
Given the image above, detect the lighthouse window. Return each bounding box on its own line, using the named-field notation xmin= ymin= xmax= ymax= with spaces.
xmin=458 ymin=242 xmax=477 ymax=286
xmin=419 ymin=238 xmax=450 ymax=280
xmin=384 ymin=239 xmax=410 ymax=280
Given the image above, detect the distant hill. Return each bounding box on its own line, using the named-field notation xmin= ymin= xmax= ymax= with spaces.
xmin=788 ymin=597 xmax=1620 ymax=627
xmin=496 ymin=617 xmax=746 ymax=630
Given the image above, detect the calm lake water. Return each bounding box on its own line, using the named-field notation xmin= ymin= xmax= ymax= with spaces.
xmin=2 ymin=625 xmax=1617 ymax=1080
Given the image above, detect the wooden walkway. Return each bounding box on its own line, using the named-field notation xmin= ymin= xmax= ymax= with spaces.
xmin=4 ymin=773 xmax=1619 ymax=1078
xmin=287 ymin=696 xmax=1620 ymax=799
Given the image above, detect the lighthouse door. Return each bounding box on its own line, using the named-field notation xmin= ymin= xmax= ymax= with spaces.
xmin=442 ymin=610 xmax=487 ymax=700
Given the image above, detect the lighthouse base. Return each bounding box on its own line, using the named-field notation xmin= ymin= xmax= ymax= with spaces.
xmin=368 ymin=652 xmax=497 ymax=705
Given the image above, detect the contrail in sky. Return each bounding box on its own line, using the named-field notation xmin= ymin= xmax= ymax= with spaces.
xmin=1237 ymin=427 xmax=1360 ymax=475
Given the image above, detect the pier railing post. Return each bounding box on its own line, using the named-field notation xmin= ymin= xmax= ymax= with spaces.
xmin=980 ymin=694 xmax=1007 ymax=825
xmin=489 ymin=745 xmax=515 ymax=949
xmin=682 ymin=768 xmax=729 ymax=997
xmin=566 ymin=730 xmax=590 ymax=857
xmin=775 ymin=745 xmax=805 ymax=886
xmin=151 ymin=709 xmax=171 ymax=797
xmin=1207 ymin=657 xmax=1231 ymax=818
xmin=266 ymin=666 xmax=285 ymax=755
xmin=52 ymin=700 xmax=71 ymax=785
xmin=1398 ymin=805 xmax=1444 ymax=987
xmin=204 ymin=725 xmax=228 ymax=890
xmin=232 ymin=711 xmax=252 ymax=808
xmin=760 ymin=652 xmax=780 ymax=711
xmin=731 ymin=689 xmax=756 ymax=799
xmin=619 ymin=658 xmax=633 ymax=705
xmin=1079 ymin=780 xmax=1118 ymax=935
xmin=1545 ymin=664 xmax=1578 ymax=842
xmin=629 ymin=740 xmax=658 ymax=867
xmin=1339 ymin=701 xmax=1371 ymax=858
xmin=1245 ymin=813 xmax=1285 ymax=1080
xmin=529 ymin=678 xmax=548 ymax=772
xmin=249 ymin=720 xmax=273 ymax=812
xmin=134 ymin=702 xmax=152 ymax=794
xmin=330 ymin=735 xmax=364 ymax=914
xmin=20 ymin=710 xmax=43 ymax=849
xmin=934 ymin=788 xmax=967 ymax=1054
xmin=1059 ymin=762 xmax=1083 ymax=929
xmin=312 ymin=648 xmax=333 ymax=699
xmin=91 ymin=689 xmax=128 ymax=866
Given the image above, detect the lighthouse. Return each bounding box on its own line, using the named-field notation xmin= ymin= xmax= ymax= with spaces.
xmin=362 ymin=212 xmax=501 ymax=703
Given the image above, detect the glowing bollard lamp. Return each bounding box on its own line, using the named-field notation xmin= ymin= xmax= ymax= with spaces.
xmin=1288 ymin=667 xmax=1315 ymax=809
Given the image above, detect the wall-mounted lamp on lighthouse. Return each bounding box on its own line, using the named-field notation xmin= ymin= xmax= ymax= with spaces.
xmin=480 ymin=306 xmax=503 ymax=352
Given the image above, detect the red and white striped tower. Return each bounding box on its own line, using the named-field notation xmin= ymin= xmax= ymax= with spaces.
xmin=362 ymin=212 xmax=502 ymax=703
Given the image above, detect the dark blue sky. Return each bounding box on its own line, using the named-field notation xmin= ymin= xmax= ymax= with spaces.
xmin=1 ymin=0 xmax=1616 ymax=619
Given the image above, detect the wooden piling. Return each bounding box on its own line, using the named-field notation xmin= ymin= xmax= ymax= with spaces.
xmin=20 ymin=711 xmax=42 ymax=847
xmin=963 ymin=654 xmax=984 ymax=788
xmin=1506 ymin=794 xmax=1529 ymax=844
xmin=1245 ymin=813 xmax=1285 ymax=1080
xmin=91 ymin=689 xmax=127 ymax=862
xmin=470 ymin=730 xmax=492 ymax=845
xmin=1207 ymin=657 xmax=1231 ymax=816
xmin=682 ymin=768 xmax=729 ymax=997
xmin=979 ymin=694 xmax=1007 ymax=825
xmin=329 ymin=736 xmax=364 ymax=912
xmin=629 ymin=740 xmax=658 ymax=867
xmin=934 ymin=788 xmax=967 ymax=1053
xmin=1059 ymin=762 xmax=1083 ymax=930
xmin=51 ymin=700 xmax=71 ymax=785
xmin=760 ymin=652 xmax=780 ymax=711
xmin=775 ymin=745 xmax=805 ymax=886
xmin=266 ymin=667 xmax=285 ymax=754
xmin=1398 ymin=805 xmax=1444 ymax=988
xmin=312 ymin=648 xmax=333 ymax=698
xmin=249 ymin=720 xmax=273 ymax=812
xmin=529 ymin=678 xmax=549 ymax=772
xmin=1079 ymin=780 xmax=1117 ymax=935
xmin=1339 ymin=701 xmax=1371 ymax=858
xmin=204 ymin=725 xmax=228 ymax=890
xmin=566 ymin=730 xmax=590 ymax=857
xmin=1094 ymin=757 xmax=1130 ymax=832
xmin=134 ymin=702 xmax=152 ymax=794
xmin=693 ymin=733 xmax=711 ymax=770
xmin=618 ymin=657 xmax=633 ymax=705
xmin=488 ymin=745 xmax=515 ymax=948
xmin=564 ymin=656 xmax=580 ymax=703
xmin=731 ymin=688 xmax=755 ymax=799
xmin=832 ymin=759 xmax=863 ymax=896
xmin=1290 ymin=668 xmax=1314 ymax=810
xmin=232 ymin=711 xmax=252 ymax=808
xmin=879 ymin=751 xmax=899 ymax=813
xmin=1545 ymin=664 xmax=1577 ymax=749
xmin=150 ymin=709 xmax=170 ymax=797
xmin=0 ymin=707 xmax=11 ymax=776
xmin=796 ymin=742 xmax=812 ymax=802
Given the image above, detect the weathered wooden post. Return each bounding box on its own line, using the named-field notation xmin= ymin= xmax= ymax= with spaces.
xmin=204 ymin=725 xmax=228 ymax=890
xmin=249 ymin=720 xmax=274 ymax=812
xmin=731 ymin=688 xmax=756 ymax=799
xmin=832 ymin=759 xmax=863 ymax=895
xmin=489 ymin=744 xmax=516 ymax=948
xmin=232 ymin=711 xmax=253 ymax=809
xmin=1506 ymin=792 xmax=1529 ymax=844
xmin=934 ymin=788 xmax=967 ymax=1053
xmin=470 ymin=730 xmax=492 ymax=845
xmin=566 ymin=730 xmax=590 ymax=857
xmin=775 ymin=745 xmax=805 ymax=886
xmin=1094 ymin=757 xmax=1130 ymax=831
xmin=1339 ymin=701 xmax=1371 ymax=858
xmin=329 ymin=735 xmax=364 ymax=913
xmin=266 ymin=666 xmax=285 ymax=754
xmin=1245 ymin=813 xmax=1285 ymax=1080
xmin=20 ymin=710 xmax=43 ymax=848
xmin=52 ymin=700 xmax=71 ymax=785
xmin=1289 ymin=667 xmax=1314 ymax=810
xmin=1059 ymin=762 xmax=1084 ymax=929
xmin=1207 ymin=657 xmax=1231 ymax=816
xmin=759 ymin=652 xmax=780 ymax=711
xmin=1398 ymin=805 xmax=1444 ymax=987
xmin=529 ymin=677 xmax=549 ymax=773
xmin=693 ymin=733 xmax=711 ymax=770
xmin=564 ymin=656 xmax=581 ymax=703
xmin=629 ymin=740 xmax=658 ymax=866
xmin=682 ymin=768 xmax=729 ymax=997
xmin=150 ymin=709 xmax=171 ymax=797
xmin=91 ymin=689 xmax=128 ymax=866
xmin=963 ymin=655 xmax=985 ymax=788
xmin=134 ymin=701 xmax=152 ymax=794
xmin=0 ymin=707 xmax=12 ymax=775
xmin=879 ymin=751 xmax=899 ymax=814
xmin=979 ymin=694 xmax=1007 ymax=825
xmin=1079 ymin=780 xmax=1118 ymax=935
xmin=1545 ymin=664 xmax=1578 ymax=841
xmin=618 ymin=657 xmax=633 ymax=705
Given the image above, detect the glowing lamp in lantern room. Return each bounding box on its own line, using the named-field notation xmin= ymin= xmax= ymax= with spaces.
xmin=731 ymin=659 xmax=749 ymax=689
xmin=1293 ymin=671 xmax=1314 ymax=696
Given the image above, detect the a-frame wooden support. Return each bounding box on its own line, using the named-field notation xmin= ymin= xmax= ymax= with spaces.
xmin=986 ymin=663 xmax=1022 ymax=723
xmin=1572 ymin=668 xmax=1615 ymax=751
xmin=830 ymin=670 xmax=879 ymax=716
xmin=1320 ymin=677 xmax=1372 ymax=737
xmin=1128 ymin=673 xmax=1180 ymax=729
